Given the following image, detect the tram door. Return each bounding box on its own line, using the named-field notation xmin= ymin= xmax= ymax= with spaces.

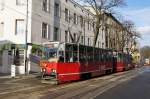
xmin=112 ymin=52 xmax=117 ymax=72
xmin=65 ymin=44 xmax=79 ymax=62
xmin=112 ymin=56 xmax=117 ymax=72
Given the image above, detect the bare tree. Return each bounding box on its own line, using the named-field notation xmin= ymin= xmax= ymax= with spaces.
xmin=64 ymin=9 xmax=90 ymax=44
xmin=140 ymin=46 xmax=150 ymax=59
xmin=121 ymin=20 xmax=141 ymax=53
xmin=79 ymin=0 xmax=125 ymax=47
xmin=65 ymin=12 xmax=81 ymax=43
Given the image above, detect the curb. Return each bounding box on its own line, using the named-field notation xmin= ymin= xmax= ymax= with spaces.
xmin=0 ymin=73 xmax=40 ymax=80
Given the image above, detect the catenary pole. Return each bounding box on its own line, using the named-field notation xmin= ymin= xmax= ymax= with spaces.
xmin=25 ymin=0 xmax=29 ymax=75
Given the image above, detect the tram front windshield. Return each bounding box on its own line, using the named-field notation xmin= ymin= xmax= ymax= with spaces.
xmin=44 ymin=48 xmax=58 ymax=62
xmin=43 ymin=47 xmax=64 ymax=62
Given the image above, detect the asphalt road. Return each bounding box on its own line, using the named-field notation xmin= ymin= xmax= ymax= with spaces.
xmin=95 ymin=66 xmax=150 ymax=99
xmin=0 ymin=66 xmax=149 ymax=99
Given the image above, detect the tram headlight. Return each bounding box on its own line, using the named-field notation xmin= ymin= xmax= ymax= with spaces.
xmin=42 ymin=68 xmax=46 ymax=72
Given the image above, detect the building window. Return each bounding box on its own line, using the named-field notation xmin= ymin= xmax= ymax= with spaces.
xmin=65 ymin=8 xmax=70 ymax=22
xmin=106 ymin=36 xmax=108 ymax=48
xmin=73 ymin=33 xmax=77 ymax=42
xmin=81 ymin=36 xmax=84 ymax=44
xmin=42 ymin=0 xmax=50 ymax=12
xmin=88 ymin=38 xmax=90 ymax=46
xmin=74 ymin=13 xmax=77 ymax=24
xmin=87 ymin=21 xmax=90 ymax=30
xmin=65 ymin=31 xmax=69 ymax=42
xmin=98 ymin=41 xmax=100 ymax=48
xmin=42 ymin=22 xmax=49 ymax=39
xmin=80 ymin=16 xmax=83 ymax=27
xmin=54 ymin=27 xmax=59 ymax=41
xmin=15 ymin=19 xmax=25 ymax=35
xmin=0 ymin=22 xmax=4 ymax=37
xmin=0 ymin=0 xmax=5 ymax=10
xmin=16 ymin=0 xmax=26 ymax=5
xmin=93 ymin=22 xmax=95 ymax=31
xmin=54 ymin=3 xmax=59 ymax=17
xmin=102 ymin=43 xmax=104 ymax=48
xmin=90 ymin=22 xmax=92 ymax=30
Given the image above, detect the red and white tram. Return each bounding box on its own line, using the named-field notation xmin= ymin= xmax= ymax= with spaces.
xmin=40 ymin=42 xmax=114 ymax=84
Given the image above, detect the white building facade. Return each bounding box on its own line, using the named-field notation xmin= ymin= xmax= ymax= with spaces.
xmin=0 ymin=0 xmax=105 ymax=74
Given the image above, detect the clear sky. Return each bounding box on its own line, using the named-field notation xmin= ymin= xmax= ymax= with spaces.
xmin=118 ymin=0 xmax=150 ymax=47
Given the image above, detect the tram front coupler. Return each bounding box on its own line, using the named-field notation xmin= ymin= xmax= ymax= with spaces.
xmin=41 ymin=68 xmax=58 ymax=84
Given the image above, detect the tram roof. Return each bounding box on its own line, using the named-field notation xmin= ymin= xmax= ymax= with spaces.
xmin=42 ymin=41 xmax=113 ymax=51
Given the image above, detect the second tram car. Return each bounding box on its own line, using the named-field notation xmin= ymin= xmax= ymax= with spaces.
xmin=115 ymin=52 xmax=133 ymax=72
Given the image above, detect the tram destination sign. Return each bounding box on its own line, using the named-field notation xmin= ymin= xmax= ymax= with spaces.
xmin=44 ymin=43 xmax=59 ymax=48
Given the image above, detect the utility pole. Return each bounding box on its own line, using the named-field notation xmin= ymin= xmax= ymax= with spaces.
xmin=25 ymin=0 xmax=29 ymax=75
xmin=84 ymin=20 xmax=85 ymax=45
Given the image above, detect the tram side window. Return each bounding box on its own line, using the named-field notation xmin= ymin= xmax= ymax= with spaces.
xmin=107 ymin=53 xmax=110 ymax=62
xmin=72 ymin=44 xmax=78 ymax=62
xmin=79 ymin=46 xmax=87 ymax=62
xmin=95 ymin=49 xmax=99 ymax=61
xmin=65 ymin=44 xmax=78 ymax=62
xmin=103 ymin=52 xmax=107 ymax=62
xmin=49 ymin=52 xmax=56 ymax=57
xmin=100 ymin=50 xmax=104 ymax=62
xmin=104 ymin=54 xmax=107 ymax=62
xmin=73 ymin=52 xmax=78 ymax=62
xmin=79 ymin=53 xmax=86 ymax=62
xmin=99 ymin=50 xmax=102 ymax=62
xmin=108 ymin=55 xmax=110 ymax=62
xmin=87 ymin=47 xmax=93 ymax=61
xmin=118 ymin=53 xmax=123 ymax=61
xmin=58 ymin=51 xmax=64 ymax=62
xmin=65 ymin=51 xmax=72 ymax=62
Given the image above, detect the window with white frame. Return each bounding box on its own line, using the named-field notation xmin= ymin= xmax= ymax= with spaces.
xmin=65 ymin=30 xmax=69 ymax=42
xmin=81 ymin=36 xmax=84 ymax=44
xmin=98 ymin=41 xmax=100 ymax=48
xmin=74 ymin=13 xmax=77 ymax=24
xmin=88 ymin=38 xmax=90 ymax=46
xmin=15 ymin=19 xmax=25 ymax=35
xmin=93 ymin=22 xmax=95 ymax=31
xmin=66 ymin=0 xmax=68 ymax=3
xmin=80 ymin=16 xmax=83 ymax=27
xmin=65 ymin=8 xmax=70 ymax=22
xmin=42 ymin=0 xmax=50 ymax=12
xmin=0 ymin=0 xmax=5 ymax=10
xmin=74 ymin=33 xmax=77 ymax=42
xmin=54 ymin=3 xmax=59 ymax=17
xmin=16 ymin=0 xmax=26 ymax=5
xmin=42 ymin=22 xmax=49 ymax=39
xmin=87 ymin=21 xmax=90 ymax=30
xmin=54 ymin=27 xmax=59 ymax=41
xmin=0 ymin=22 xmax=4 ymax=37
xmin=102 ymin=42 xmax=104 ymax=48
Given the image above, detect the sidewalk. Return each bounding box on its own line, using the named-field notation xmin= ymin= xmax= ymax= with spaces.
xmin=0 ymin=73 xmax=40 ymax=80
xmin=0 ymin=73 xmax=11 ymax=79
